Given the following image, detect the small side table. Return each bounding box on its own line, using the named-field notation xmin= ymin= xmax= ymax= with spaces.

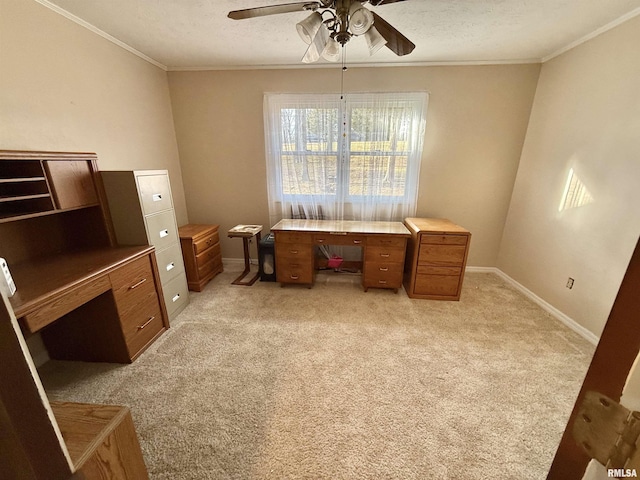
xmin=227 ymin=224 xmax=263 ymax=286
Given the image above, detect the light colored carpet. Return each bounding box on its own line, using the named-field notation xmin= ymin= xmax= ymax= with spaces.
xmin=39 ymin=267 xmax=594 ymax=479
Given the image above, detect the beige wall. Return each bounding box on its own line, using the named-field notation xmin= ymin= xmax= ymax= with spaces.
xmin=0 ymin=0 xmax=188 ymax=224
xmin=168 ymin=64 xmax=540 ymax=264
xmin=498 ymin=16 xmax=640 ymax=337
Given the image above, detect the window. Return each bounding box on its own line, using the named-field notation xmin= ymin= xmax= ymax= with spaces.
xmin=264 ymin=92 xmax=428 ymax=223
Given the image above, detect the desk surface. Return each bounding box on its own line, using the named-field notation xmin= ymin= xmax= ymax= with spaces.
xmin=9 ymin=245 xmax=154 ymax=319
xmin=271 ymin=219 xmax=410 ymax=236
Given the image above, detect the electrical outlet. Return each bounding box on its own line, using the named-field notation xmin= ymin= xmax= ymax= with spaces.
xmin=566 ymin=277 xmax=574 ymax=289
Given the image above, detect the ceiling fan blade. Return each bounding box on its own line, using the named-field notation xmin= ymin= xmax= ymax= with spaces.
xmin=371 ymin=11 xmax=415 ymax=56
xmin=228 ymin=2 xmax=319 ymax=20
xmin=368 ymin=0 xmax=408 ymax=6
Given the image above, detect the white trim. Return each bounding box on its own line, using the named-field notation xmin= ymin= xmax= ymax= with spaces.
xmin=542 ymin=7 xmax=640 ymax=63
xmin=34 ymin=0 xmax=167 ymax=70
xmin=469 ymin=266 xmax=599 ymax=345
xmin=167 ymin=58 xmax=541 ymax=72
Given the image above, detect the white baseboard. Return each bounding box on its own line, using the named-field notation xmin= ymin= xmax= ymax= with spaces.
xmin=467 ymin=266 xmax=599 ymax=345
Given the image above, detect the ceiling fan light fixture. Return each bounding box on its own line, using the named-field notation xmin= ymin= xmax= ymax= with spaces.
xmin=365 ymin=26 xmax=387 ymax=56
xmin=296 ymin=11 xmax=323 ymax=45
xmin=348 ymin=2 xmax=374 ymax=36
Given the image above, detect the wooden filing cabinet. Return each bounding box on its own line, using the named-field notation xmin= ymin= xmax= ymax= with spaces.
xmin=101 ymin=170 xmax=189 ymax=321
xmin=403 ymin=218 xmax=471 ymax=300
xmin=178 ymin=224 xmax=224 ymax=291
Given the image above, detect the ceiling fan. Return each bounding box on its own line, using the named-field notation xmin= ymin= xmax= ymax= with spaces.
xmin=228 ymin=0 xmax=415 ymax=63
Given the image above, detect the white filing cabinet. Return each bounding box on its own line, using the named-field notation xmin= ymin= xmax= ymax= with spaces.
xmin=101 ymin=170 xmax=189 ymax=321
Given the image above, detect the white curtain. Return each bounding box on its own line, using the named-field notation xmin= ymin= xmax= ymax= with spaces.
xmin=264 ymin=92 xmax=428 ymax=226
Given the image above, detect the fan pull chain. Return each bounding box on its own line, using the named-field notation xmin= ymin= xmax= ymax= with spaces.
xmin=339 ymin=45 xmax=349 ymax=172
xmin=340 ymin=46 xmax=347 ymax=100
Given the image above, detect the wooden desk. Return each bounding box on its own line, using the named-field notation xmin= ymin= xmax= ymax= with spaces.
xmin=271 ymin=219 xmax=410 ymax=292
xmin=9 ymin=245 xmax=169 ymax=363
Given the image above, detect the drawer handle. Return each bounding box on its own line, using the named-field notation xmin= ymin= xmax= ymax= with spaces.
xmin=380 ymin=253 xmax=390 ymax=258
xmin=317 ymin=239 xmax=325 ymax=243
xmin=290 ymin=275 xmax=299 ymax=280
xmin=379 ymin=267 xmax=389 ymax=272
xmin=129 ymin=278 xmax=147 ymax=290
xmin=290 ymin=249 xmax=299 ymax=254
xmin=378 ymin=280 xmax=388 ymax=285
xmin=152 ymin=193 xmax=162 ymax=202
xmin=352 ymin=240 xmax=362 ymax=245
xmin=138 ymin=316 xmax=155 ymax=330
xmin=172 ymin=293 xmax=181 ymax=302
xmin=159 ymin=229 xmax=169 ymax=238
xmin=166 ymin=262 xmax=175 ymax=271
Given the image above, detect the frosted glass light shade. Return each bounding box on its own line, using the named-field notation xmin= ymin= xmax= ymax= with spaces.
xmin=365 ymin=26 xmax=387 ymax=55
xmin=296 ymin=12 xmax=323 ymax=45
xmin=321 ymin=36 xmax=341 ymax=62
xmin=302 ymin=24 xmax=329 ymax=63
xmin=349 ymin=2 xmax=374 ymax=35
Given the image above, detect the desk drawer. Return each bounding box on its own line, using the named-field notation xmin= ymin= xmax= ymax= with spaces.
xmin=367 ymin=236 xmax=406 ymax=248
xmin=314 ymin=234 xmax=366 ymax=246
xmin=364 ymin=263 xmax=403 ymax=288
xmin=276 ymin=262 xmax=313 ymax=284
xmin=276 ymin=243 xmax=313 ymax=260
xmin=110 ymin=256 xmax=158 ymax=318
xmin=144 ymin=210 xmax=178 ymax=251
xmin=365 ymin=246 xmax=405 ymax=264
xmin=21 ymin=276 xmax=111 ymax=334
xmin=120 ymin=294 xmax=164 ymax=357
xmin=275 ymin=231 xmax=313 ymax=244
xmin=193 ymin=230 xmax=220 ymax=255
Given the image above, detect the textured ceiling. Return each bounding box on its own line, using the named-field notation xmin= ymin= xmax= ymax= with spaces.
xmin=41 ymin=0 xmax=640 ymax=70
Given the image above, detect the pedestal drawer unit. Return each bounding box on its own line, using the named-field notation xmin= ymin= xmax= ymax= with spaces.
xmin=274 ymin=230 xmax=315 ymax=286
xmin=363 ymin=235 xmax=407 ymax=293
xmin=403 ymin=218 xmax=471 ymax=300
xmin=178 ymin=224 xmax=224 ymax=291
xmin=101 ymin=170 xmax=189 ymax=320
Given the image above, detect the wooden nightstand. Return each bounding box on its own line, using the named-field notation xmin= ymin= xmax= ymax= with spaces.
xmin=178 ymin=224 xmax=223 ymax=291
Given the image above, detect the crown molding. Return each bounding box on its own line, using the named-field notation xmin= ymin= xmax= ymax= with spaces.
xmin=34 ymin=0 xmax=167 ymax=71
xmin=542 ymin=6 xmax=640 ymax=63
